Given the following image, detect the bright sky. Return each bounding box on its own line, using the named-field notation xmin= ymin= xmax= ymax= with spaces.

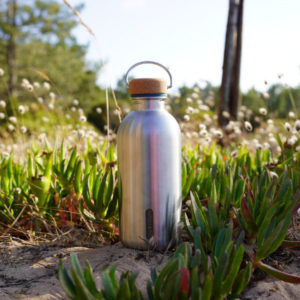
xmin=68 ymin=0 xmax=300 ymax=92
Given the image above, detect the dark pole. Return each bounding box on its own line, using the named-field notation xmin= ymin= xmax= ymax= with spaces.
xmin=7 ymin=0 xmax=17 ymax=97
xmin=218 ymin=0 xmax=244 ymax=126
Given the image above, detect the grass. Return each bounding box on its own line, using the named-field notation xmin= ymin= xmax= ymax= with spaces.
xmin=1 ymin=68 xmax=300 ymax=299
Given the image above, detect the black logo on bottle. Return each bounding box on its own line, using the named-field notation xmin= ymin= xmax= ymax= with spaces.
xmin=146 ymin=209 xmax=154 ymax=239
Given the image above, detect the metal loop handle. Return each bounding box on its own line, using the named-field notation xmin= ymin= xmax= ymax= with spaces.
xmin=125 ymin=61 xmax=172 ymax=89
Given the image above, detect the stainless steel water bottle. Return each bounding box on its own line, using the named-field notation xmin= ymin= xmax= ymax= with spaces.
xmin=117 ymin=61 xmax=181 ymax=250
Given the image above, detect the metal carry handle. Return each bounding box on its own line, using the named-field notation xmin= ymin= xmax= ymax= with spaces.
xmin=125 ymin=61 xmax=172 ymax=89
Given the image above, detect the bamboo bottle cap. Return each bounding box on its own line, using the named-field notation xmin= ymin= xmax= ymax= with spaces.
xmin=129 ymin=78 xmax=167 ymax=97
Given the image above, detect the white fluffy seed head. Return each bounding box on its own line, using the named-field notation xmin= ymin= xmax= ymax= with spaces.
xmin=183 ymin=115 xmax=190 ymax=122
xmin=288 ymin=111 xmax=296 ymax=119
xmin=244 ymin=121 xmax=253 ymax=132
xmin=8 ymin=116 xmax=17 ymax=124
xmin=49 ymin=92 xmax=56 ymax=99
xmin=38 ymin=133 xmax=46 ymax=143
xmin=259 ymin=107 xmax=267 ymax=116
xmin=18 ymin=105 xmax=25 ymax=115
xmin=48 ymin=103 xmax=54 ymax=110
xmin=284 ymin=122 xmax=291 ymax=132
xmin=8 ymin=124 xmax=14 ymax=132
xmin=200 ymin=129 xmax=208 ymax=137
xmin=0 ymin=68 xmax=4 ymax=76
xmin=20 ymin=126 xmax=27 ymax=133
xmin=0 ymin=112 xmax=5 ymax=119
xmin=43 ymin=82 xmax=51 ymax=90
xmin=222 ymin=111 xmax=230 ymax=118
xmin=294 ymin=120 xmax=300 ymax=132
xmin=214 ymin=130 xmax=223 ymax=139
xmin=0 ymin=100 xmax=6 ymax=108
xmin=26 ymin=84 xmax=34 ymax=92
xmin=186 ymin=97 xmax=193 ymax=103
xmin=186 ymin=106 xmax=194 ymax=114
xmin=263 ymin=92 xmax=270 ymax=99
xmin=33 ymin=82 xmax=40 ymax=88
xmin=96 ymin=107 xmax=102 ymax=114
xmin=79 ymin=115 xmax=87 ymax=123
xmin=72 ymin=99 xmax=79 ymax=106
xmin=37 ymin=97 xmax=44 ymax=104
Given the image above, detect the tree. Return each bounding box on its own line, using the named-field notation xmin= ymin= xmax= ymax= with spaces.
xmin=0 ymin=0 xmax=100 ymax=104
xmin=218 ymin=0 xmax=244 ymax=126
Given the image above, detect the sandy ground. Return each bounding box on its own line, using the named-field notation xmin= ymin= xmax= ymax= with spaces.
xmin=0 ymin=237 xmax=299 ymax=300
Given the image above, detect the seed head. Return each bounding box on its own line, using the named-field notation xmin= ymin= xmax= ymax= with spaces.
xmin=284 ymin=122 xmax=291 ymax=132
xmin=214 ymin=130 xmax=223 ymax=139
xmin=200 ymin=129 xmax=208 ymax=137
xmin=259 ymin=108 xmax=267 ymax=116
xmin=244 ymin=121 xmax=253 ymax=132
xmin=96 ymin=107 xmax=102 ymax=114
xmin=65 ymin=114 xmax=71 ymax=119
xmin=186 ymin=97 xmax=192 ymax=103
xmin=199 ymin=104 xmax=210 ymax=111
xmin=186 ymin=106 xmax=194 ymax=114
xmin=18 ymin=105 xmax=25 ymax=115
xmin=37 ymin=97 xmax=44 ymax=104
xmin=43 ymin=82 xmax=51 ymax=90
xmin=0 ymin=68 xmax=4 ymax=76
xmin=231 ymin=150 xmax=238 ymax=158
xmin=199 ymin=124 xmax=206 ymax=131
xmin=72 ymin=99 xmax=79 ymax=106
xmin=71 ymin=106 xmax=76 ymax=112
xmin=49 ymin=92 xmax=56 ymax=99
xmin=26 ymin=84 xmax=34 ymax=92
xmin=222 ymin=111 xmax=230 ymax=118
xmin=8 ymin=124 xmax=14 ymax=132
xmin=33 ymin=82 xmax=40 ymax=88
xmin=20 ymin=126 xmax=27 ymax=133
xmin=0 ymin=100 xmax=6 ymax=108
xmin=263 ymin=92 xmax=270 ymax=99
xmin=294 ymin=120 xmax=300 ymax=132
xmin=288 ymin=111 xmax=296 ymax=119
xmin=8 ymin=116 xmax=17 ymax=124
xmin=183 ymin=115 xmax=190 ymax=122
xmin=38 ymin=133 xmax=47 ymax=143
xmin=48 ymin=103 xmax=54 ymax=110
xmin=288 ymin=136 xmax=298 ymax=146
xmin=79 ymin=115 xmax=87 ymax=123
xmin=42 ymin=117 xmax=49 ymax=122
xmin=77 ymin=129 xmax=85 ymax=138
xmin=192 ymin=131 xmax=198 ymax=138
xmin=0 ymin=112 xmax=5 ymax=119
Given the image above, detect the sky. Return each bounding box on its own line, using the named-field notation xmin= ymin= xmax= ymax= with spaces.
xmin=68 ymin=0 xmax=300 ymax=92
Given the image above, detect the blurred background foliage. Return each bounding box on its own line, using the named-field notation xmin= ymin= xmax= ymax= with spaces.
xmin=0 ymin=0 xmax=299 ymax=136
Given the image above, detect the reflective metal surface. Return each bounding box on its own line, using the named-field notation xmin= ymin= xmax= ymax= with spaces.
xmin=117 ymin=98 xmax=181 ymax=250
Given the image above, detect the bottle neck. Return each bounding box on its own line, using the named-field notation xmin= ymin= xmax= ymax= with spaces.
xmin=132 ymin=98 xmax=165 ymax=111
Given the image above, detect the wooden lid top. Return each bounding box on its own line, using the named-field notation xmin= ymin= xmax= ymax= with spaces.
xmin=129 ymin=78 xmax=167 ymax=96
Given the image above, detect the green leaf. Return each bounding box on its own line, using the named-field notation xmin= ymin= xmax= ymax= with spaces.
xmin=58 ymin=260 xmax=76 ymax=299
xmin=221 ymin=245 xmax=244 ymax=295
xmin=83 ymin=261 xmax=100 ymax=298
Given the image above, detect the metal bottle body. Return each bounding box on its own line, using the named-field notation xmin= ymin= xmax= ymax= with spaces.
xmin=117 ymin=98 xmax=181 ymax=250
